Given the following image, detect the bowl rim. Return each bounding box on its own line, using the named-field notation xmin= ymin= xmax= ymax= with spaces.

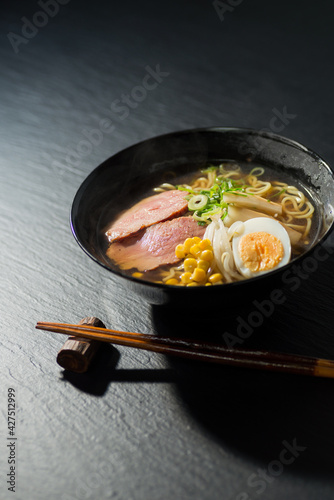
xmin=70 ymin=126 xmax=334 ymax=293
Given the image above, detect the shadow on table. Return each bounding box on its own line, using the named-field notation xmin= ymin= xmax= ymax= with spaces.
xmin=60 ymin=344 xmax=177 ymax=395
xmin=151 ymin=287 xmax=334 ymax=483
xmin=58 ymin=278 xmax=334 ymax=482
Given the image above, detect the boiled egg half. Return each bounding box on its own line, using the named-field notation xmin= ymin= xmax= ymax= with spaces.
xmin=229 ymin=217 xmax=291 ymax=279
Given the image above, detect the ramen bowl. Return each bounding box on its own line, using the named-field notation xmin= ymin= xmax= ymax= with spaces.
xmin=70 ymin=127 xmax=334 ymax=306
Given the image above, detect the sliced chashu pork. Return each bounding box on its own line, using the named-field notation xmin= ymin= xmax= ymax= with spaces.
xmin=107 ymin=216 xmax=205 ymax=271
xmin=105 ymin=190 xmax=188 ymax=242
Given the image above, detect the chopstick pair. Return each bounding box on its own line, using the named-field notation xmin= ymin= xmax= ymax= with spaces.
xmin=35 ymin=321 xmax=334 ymax=378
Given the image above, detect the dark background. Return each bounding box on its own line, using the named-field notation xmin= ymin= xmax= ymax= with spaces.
xmin=1 ymin=1 xmax=334 ymax=499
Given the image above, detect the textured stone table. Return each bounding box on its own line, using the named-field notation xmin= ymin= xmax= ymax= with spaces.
xmin=1 ymin=1 xmax=334 ymax=499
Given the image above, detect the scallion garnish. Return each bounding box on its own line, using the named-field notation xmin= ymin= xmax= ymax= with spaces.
xmin=180 ymin=176 xmax=247 ymax=224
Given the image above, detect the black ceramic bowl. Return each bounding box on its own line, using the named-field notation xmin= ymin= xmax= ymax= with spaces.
xmin=71 ymin=127 xmax=334 ymax=306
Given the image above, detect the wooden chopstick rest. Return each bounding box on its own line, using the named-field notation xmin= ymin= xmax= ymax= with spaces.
xmin=56 ymin=316 xmax=106 ymax=373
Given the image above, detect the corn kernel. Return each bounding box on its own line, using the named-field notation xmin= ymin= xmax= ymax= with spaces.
xmin=191 ymin=267 xmax=206 ymax=282
xmin=165 ymin=278 xmax=179 ymax=285
xmin=197 ymin=259 xmax=210 ymax=272
xmin=183 ymin=238 xmax=194 ymax=253
xmin=180 ymin=272 xmax=192 ymax=284
xmin=209 ymin=273 xmax=223 ymax=284
xmin=132 ymin=272 xmax=143 ymax=278
xmin=184 ymin=257 xmax=197 ymax=273
xmin=201 ymin=249 xmax=214 ymax=262
xmin=189 ymin=244 xmax=202 ymax=258
xmin=175 ymin=244 xmax=185 ymax=259
xmin=187 ymin=282 xmax=199 ymax=287
xmin=199 ymin=238 xmax=212 ymax=250
xmin=205 ymin=282 xmax=212 ymax=286
xmin=192 ymin=236 xmax=201 ymax=244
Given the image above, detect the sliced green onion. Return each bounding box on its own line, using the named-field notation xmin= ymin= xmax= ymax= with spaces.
xmin=221 ymin=209 xmax=228 ymax=220
xmin=176 ymin=186 xmax=196 ymax=195
xmin=267 ymin=188 xmax=286 ymax=199
xmin=201 ymin=166 xmax=217 ymax=173
xmin=192 ymin=211 xmax=207 ymax=222
xmin=193 ymin=207 xmax=222 ymax=221
xmin=188 ymin=194 xmax=208 ymax=211
xmin=203 ymin=207 xmax=222 ymax=216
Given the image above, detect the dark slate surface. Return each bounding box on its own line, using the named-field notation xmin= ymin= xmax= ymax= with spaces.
xmin=1 ymin=1 xmax=334 ymax=499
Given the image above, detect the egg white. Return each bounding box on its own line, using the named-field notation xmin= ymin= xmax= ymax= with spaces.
xmin=229 ymin=217 xmax=291 ymax=279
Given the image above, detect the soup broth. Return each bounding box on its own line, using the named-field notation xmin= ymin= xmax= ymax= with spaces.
xmin=101 ymin=161 xmax=319 ymax=286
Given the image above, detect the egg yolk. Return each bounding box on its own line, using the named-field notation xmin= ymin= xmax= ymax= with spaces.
xmin=239 ymin=231 xmax=284 ymax=272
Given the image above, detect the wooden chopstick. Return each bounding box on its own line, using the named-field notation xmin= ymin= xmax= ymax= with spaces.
xmin=35 ymin=321 xmax=334 ymax=378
